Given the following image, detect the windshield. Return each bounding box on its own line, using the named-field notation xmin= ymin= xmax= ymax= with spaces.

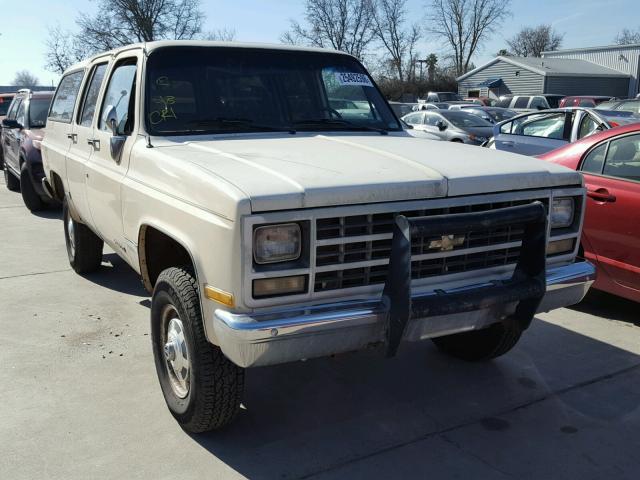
xmin=441 ymin=111 xmax=493 ymax=128
xmin=145 ymin=47 xmax=401 ymax=135
xmin=28 ymin=98 xmax=52 ymax=128
xmin=0 ymin=96 xmax=13 ymax=116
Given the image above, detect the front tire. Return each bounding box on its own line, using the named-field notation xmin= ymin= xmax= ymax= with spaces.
xmin=20 ymin=163 xmax=45 ymax=212
xmin=431 ymin=321 xmax=522 ymax=361
xmin=151 ymin=267 xmax=244 ymax=433
xmin=63 ymin=198 xmax=104 ymax=274
xmin=4 ymin=163 xmax=20 ymax=191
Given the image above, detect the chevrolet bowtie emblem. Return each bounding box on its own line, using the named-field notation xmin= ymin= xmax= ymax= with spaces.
xmin=429 ymin=234 xmax=466 ymax=251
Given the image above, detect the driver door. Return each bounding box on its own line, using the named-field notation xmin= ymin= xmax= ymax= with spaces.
xmin=85 ymin=53 xmax=140 ymax=257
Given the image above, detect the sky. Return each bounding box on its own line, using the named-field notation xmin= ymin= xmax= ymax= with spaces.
xmin=0 ymin=0 xmax=637 ymax=85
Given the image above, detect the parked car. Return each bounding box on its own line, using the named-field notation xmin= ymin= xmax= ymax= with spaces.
xmin=1 ymin=89 xmax=54 ymax=211
xmin=412 ymin=102 xmax=448 ymax=111
xmin=559 ymin=96 xmax=612 ymax=108
xmin=595 ymin=98 xmax=640 ymax=115
xmin=425 ymin=91 xmax=464 ymax=102
xmin=388 ymin=101 xmax=415 ymax=118
xmin=0 ymin=92 xmax=16 ymax=168
xmin=495 ymin=94 xmax=565 ymax=112
xmin=448 ymin=105 xmax=517 ymax=124
xmin=402 ymin=109 xmax=494 ymax=144
xmin=488 ymin=107 xmax=640 ymax=156
xmin=464 ymin=97 xmax=492 ymax=106
xmin=42 ymin=41 xmax=594 ymax=432
xmin=539 ymin=124 xmax=640 ymax=302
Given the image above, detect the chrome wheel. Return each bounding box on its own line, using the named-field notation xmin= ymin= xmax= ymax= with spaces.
xmin=162 ymin=305 xmax=190 ymax=398
xmin=66 ymin=215 xmax=76 ymax=258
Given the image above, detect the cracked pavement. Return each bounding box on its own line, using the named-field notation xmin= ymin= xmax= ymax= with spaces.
xmin=1 ymin=178 xmax=639 ymax=479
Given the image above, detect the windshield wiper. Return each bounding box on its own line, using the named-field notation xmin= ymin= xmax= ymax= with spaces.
xmin=293 ymin=118 xmax=388 ymax=135
xmin=186 ymin=117 xmax=296 ymax=134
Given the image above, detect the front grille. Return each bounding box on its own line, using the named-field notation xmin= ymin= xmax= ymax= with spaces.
xmin=314 ymin=198 xmax=547 ymax=293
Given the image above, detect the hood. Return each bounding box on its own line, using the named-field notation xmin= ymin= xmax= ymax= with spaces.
xmin=152 ymin=132 xmax=582 ymax=212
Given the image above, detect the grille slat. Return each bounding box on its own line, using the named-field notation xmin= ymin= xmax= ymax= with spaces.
xmin=314 ymin=198 xmax=548 ymax=293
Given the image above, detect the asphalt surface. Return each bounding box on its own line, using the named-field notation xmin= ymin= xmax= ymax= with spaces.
xmin=1 ymin=177 xmax=639 ymax=480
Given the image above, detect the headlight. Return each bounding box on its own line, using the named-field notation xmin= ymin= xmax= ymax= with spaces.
xmin=551 ymin=198 xmax=574 ymax=228
xmin=253 ymin=223 xmax=301 ymax=264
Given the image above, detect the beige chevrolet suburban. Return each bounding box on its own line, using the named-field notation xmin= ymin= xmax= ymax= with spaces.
xmin=41 ymin=41 xmax=595 ymax=433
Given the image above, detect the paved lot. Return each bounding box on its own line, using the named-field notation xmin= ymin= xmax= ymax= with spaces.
xmin=1 ymin=178 xmax=639 ymax=480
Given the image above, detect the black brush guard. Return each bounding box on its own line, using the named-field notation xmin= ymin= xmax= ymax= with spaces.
xmin=382 ymin=202 xmax=547 ymax=357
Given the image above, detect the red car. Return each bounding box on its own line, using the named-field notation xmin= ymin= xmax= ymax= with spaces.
xmin=559 ymin=96 xmax=613 ymax=108
xmin=539 ymin=124 xmax=640 ymax=302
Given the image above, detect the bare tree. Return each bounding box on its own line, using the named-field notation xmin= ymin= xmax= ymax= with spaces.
xmin=202 ymin=28 xmax=237 ymax=41
xmin=372 ymin=0 xmax=421 ymax=82
xmin=45 ymin=0 xmax=205 ymax=72
xmin=506 ymin=24 xmax=563 ymax=57
xmin=615 ymin=27 xmax=640 ymax=45
xmin=427 ymin=0 xmax=511 ymax=76
xmin=281 ymin=0 xmax=376 ymax=59
xmin=13 ymin=70 xmax=39 ymax=87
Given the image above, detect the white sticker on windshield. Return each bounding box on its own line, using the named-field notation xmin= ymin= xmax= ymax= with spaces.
xmin=335 ymin=72 xmax=373 ymax=87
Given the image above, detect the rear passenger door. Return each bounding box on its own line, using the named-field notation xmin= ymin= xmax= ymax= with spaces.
xmin=580 ymin=133 xmax=640 ymax=293
xmin=43 ymin=70 xmax=85 ymax=204
xmin=86 ymin=53 xmax=140 ymax=253
xmin=66 ymin=59 xmax=109 ymax=224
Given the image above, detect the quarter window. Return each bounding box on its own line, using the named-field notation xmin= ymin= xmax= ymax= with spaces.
xmin=403 ymin=113 xmax=423 ymax=125
xmin=79 ymin=63 xmax=108 ymax=127
xmin=99 ymin=59 xmax=137 ymax=134
xmin=603 ymin=134 xmax=640 ymax=181
xmin=49 ymin=71 xmax=84 ymax=123
xmin=578 ymin=114 xmax=600 ymax=140
xmin=581 ymin=144 xmax=607 ymax=174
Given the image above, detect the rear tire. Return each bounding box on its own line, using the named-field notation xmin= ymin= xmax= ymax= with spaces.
xmin=20 ymin=163 xmax=45 ymax=212
xmin=431 ymin=321 xmax=522 ymax=361
xmin=63 ymin=198 xmax=104 ymax=274
xmin=4 ymin=164 xmax=20 ymax=191
xmin=151 ymin=267 xmax=244 ymax=433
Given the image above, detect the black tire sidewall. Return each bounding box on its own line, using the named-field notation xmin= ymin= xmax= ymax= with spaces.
xmin=20 ymin=163 xmax=44 ymax=211
xmin=151 ymin=279 xmax=201 ymax=421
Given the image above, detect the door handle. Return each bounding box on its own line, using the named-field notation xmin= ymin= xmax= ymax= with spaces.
xmin=66 ymin=133 xmax=77 ymax=142
xmin=587 ymin=188 xmax=616 ymax=203
xmin=87 ymin=139 xmax=100 ymax=149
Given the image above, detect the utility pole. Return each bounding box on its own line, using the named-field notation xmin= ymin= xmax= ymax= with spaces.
xmin=416 ymin=59 xmax=428 ymax=81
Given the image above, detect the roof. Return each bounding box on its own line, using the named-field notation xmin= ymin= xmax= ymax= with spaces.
xmin=542 ymin=42 xmax=640 ymax=55
xmin=0 ymin=86 xmax=55 ymax=94
xmin=66 ymin=40 xmax=351 ymax=73
xmin=457 ymin=56 xmax=630 ymax=81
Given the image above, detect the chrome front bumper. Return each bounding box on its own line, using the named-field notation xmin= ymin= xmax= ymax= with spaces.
xmin=213 ymin=261 xmax=595 ymax=368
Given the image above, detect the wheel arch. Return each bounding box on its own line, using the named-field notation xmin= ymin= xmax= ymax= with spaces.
xmin=138 ymin=224 xmax=200 ymax=294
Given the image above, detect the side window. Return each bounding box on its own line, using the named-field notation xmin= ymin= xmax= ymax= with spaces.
xmin=16 ymin=100 xmax=26 ymax=127
xmin=99 ymin=58 xmax=137 ymax=135
xmin=79 ymin=63 xmax=108 ymax=127
xmin=581 ymin=144 xmax=607 ymax=174
xmin=515 ymin=112 xmax=566 ymax=139
xmin=49 ymin=71 xmax=85 ymax=123
xmin=6 ymin=98 xmax=21 ymax=121
xmin=528 ymin=97 xmax=547 ymax=110
xmin=578 ymin=114 xmax=600 ymax=140
xmin=403 ymin=113 xmax=422 ymax=125
xmin=499 ymin=120 xmax=513 ymax=134
xmin=603 ymin=134 xmax=640 ymax=181
xmin=513 ymin=96 xmax=529 ymax=109
xmin=424 ymin=114 xmax=439 ymax=126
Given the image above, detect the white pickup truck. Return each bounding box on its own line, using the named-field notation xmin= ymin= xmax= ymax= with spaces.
xmin=41 ymin=41 xmax=595 ymax=433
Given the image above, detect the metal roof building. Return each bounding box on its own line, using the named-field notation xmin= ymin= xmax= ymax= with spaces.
xmin=456 ymin=55 xmax=631 ymax=100
xmin=543 ymin=43 xmax=640 ymax=97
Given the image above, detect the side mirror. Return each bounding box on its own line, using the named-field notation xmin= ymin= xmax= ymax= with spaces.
xmin=103 ymin=104 xmax=118 ymax=136
xmin=436 ymin=120 xmax=447 ymax=131
xmin=2 ymin=118 xmax=22 ymax=129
